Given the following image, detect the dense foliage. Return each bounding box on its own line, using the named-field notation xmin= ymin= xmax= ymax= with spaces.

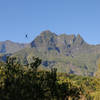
xmin=0 ymin=56 xmax=99 ymax=100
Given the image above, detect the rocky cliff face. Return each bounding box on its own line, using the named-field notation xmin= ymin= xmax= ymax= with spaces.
xmin=31 ymin=30 xmax=89 ymax=56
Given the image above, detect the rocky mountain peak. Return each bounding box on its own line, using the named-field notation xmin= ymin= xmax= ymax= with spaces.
xmin=40 ymin=30 xmax=57 ymax=37
xmin=30 ymin=31 xmax=87 ymax=50
xmin=31 ymin=30 xmax=57 ymax=48
xmin=76 ymin=34 xmax=84 ymax=40
xmin=75 ymin=34 xmax=86 ymax=45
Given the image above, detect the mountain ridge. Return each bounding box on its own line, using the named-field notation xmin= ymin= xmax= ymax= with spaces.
xmin=0 ymin=40 xmax=29 ymax=54
xmin=0 ymin=30 xmax=100 ymax=76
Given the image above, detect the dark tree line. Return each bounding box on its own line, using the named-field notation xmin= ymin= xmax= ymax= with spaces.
xmin=0 ymin=56 xmax=89 ymax=100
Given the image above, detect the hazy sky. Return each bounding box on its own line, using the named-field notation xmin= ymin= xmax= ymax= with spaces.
xmin=0 ymin=0 xmax=100 ymax=44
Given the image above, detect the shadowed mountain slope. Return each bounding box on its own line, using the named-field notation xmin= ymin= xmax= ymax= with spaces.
xmin=0 ymin=40 xmax=29 ymax=54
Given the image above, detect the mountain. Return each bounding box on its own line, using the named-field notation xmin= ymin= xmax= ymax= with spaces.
xmin=31 ymin=31 xmax=88 ymax=55
xmin=1 ymin=30 xmax=100 ymax=76
xmin=0 ymin=40 xmax=29 ymax=54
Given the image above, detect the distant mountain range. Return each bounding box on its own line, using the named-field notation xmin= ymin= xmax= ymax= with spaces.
xmin=0 ymin=40 xmax=28 ymax=54
xmin=1 ymin=30 xmax=100 ymax=76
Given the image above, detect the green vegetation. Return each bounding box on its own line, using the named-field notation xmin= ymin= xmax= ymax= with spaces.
xmin=0 ymin=56 xmax=100 ymax=100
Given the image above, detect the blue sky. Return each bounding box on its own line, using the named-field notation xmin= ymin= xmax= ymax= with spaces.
xmin=0 ymin=0 xmax=100 ymax=44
